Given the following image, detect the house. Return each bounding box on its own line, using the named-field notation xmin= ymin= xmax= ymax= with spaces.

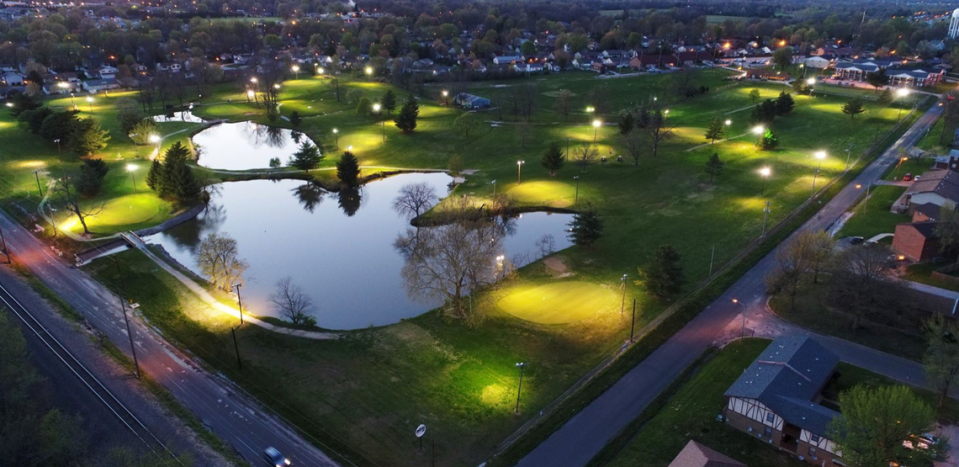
xmin=452 ymin=93 xmax=490 ymax=109
xmin=513 ymin=62 xmax=545 ymax=74
xmin=803 ymin=55 xmax=832 ymax=69
xmin=886 ymin=68 xmax=945 ymax=88
xmin=97 ymin=65 xmax=118 ymax=79
xmin=493 ymin=55 xmax=522 ymax=65
xmin=2 ymin=72 xmax=24 ymax=86
xmin=903 ymin=169 xmax=959 ymax=211
xmin=668 ymin=441 xmax=746 ymax=467
xmin=744 ymin=69 xmax=790 ymax=81
xmin=628 ymin=54 xmax=678 ymax=70
xmin=81 ymin=78 xmax=121 ymax=92
xmin=936 ymin=149 xmax=959 ymax=170
xmin=156 ymin=62 xmax=182 ymax=73
xmin=893 ymin=221 xmax=941 ymax=261
xmin=723 ymin=336 xmax=841 ymax=466
xmin=912 ymin=203 xmax=943 ymax=222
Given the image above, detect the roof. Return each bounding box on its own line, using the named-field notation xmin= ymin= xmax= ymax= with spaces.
xmin=725 ymin=336 xmax=839 ymax=435
xmin=914 ymin=203 xmax=943 ymax=220
xmin=668 ymin=441 xmax=747 ymax=467
xmin=906 ymin=169 xmax=959 ymax=202
xmin=898 ymin=220 xmax=940 ymax=238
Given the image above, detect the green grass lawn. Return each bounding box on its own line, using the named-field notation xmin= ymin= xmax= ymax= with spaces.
xmin=905 ymin=260 xmax=959 ymax=293
xmin=837 ymin=185 xmax=909 ymax=239
xmin=1 ymin=69 xmax=926 ymax=467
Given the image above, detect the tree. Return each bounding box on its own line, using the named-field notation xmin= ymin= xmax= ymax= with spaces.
xmin=346 ymin=88 xmax=364 ymax=104
xmin=194 ymin=232 xmax=249 ymax=291
xmin=644 ymin=108 xmax=674 ymax=158
xmin=765 ymin=232 xmax=812 ymax=310
xmin=520 ymin=40 xmax=537 ymax=56
xmin=290 ymin=141 xmax=322 ymax=172
xmin=936 ymin=208 xmax=959 ymax=261
xmin=454 ymin=112 xmax=481 ymax=137
xmin=771 ymin=45 xmax=793 ymax=71
xmin=394 ymin=218 xmax=504 ymax=321
xmin=842 ymin=98 xmax=866 ymax=118
xmin=129 ymin=119 xmax=159 ymax=146
xmin=69 ymin=117 xmax=110 ymax=157
xmin=392 ymin=182 xmax=438 ymax=219
xmin=8 ymin=92 xmax=42 ymax=117
xmin=541 ymin=142 xmax=565 ymax=176
xmin=447 ymin=155 xmax=464 ymax=177
xmin=151 ymin=142 xmax=201 ymax=202
xmin=877 ymin=89 xmax=893 ymax=107
xmin=827 ymin=243 xmax=892 ymax=329
xmin=623 ymin=130 xmax=644 ymax=166
xmin=515 ymin=121 xmax=532 ymax=147
xmin=924 ymin=315 xmax=959 ymax=408
xmin=775 ymin=91 xmax=795 ymax=115
xmin=866 ymin=68 xmax=889 ymax=91
xmin=18 ymin=107 xmax=54 ymax=134
xmin=828 ymin=385 xmax=942 ymax=467
xmin=791 ymin=79 xmax=811 ymax=95
xmin=289 ymin=111 xmax=302 ymax=128
xmin=555 ymin=89 xmax=572 ymax=121
xmin=758 ymin=128 xmax=779 ymax=150
xmin=618 ymin=111 xmax=635 ymax=136
xmin=382 ymin=89 xmax=397 ymax=115
xmin=574 ymin=143 xmax=598 ymax=172
xmin=336 ymin=151 xmax=360 ymax=187
xmin=568 ymin=204 xmax=603 ymax=247
xmin=51 ymin=172 xmax=104 ymax=235
xmin=395 ymin=98 xmax=419 ymax=133
xmin=356 ymin=96 xmax=372 ymax=116
xmin=115 ymin=97 xmax=143 ymax=133
xmin=748 ymin=88 xmax=761 ymax=104
xmin=77 ymin=158 xmax=109 ymax=196
xmin=269 ymin=276 xmax=317 ymax=326
xmin=705 ymin=153 xmax=724 ymax=182
xmin=39 ymin=110 xmax=79 ymax=144
xmin=641 ymin=244 xmax=685 ymax=299
xmin=146 ymin=159 xmax=161 ymax=190
xmin=704 ymin=117 xmax=724 ymax=143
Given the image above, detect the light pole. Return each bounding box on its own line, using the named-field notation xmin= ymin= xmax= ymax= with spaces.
xmin=844 ymin=147 xmax=852 ymax=171
xmin=759 ymin=166 xmax=771 ymax=196
xmin=365 ymin=66 xmax=373 ymax=81
xmin=620 ymin=274 xmax=627 ymax=314
xmin=752 ymin=125 xmax=765 ymax=146
xmin=442 ymin=90 xmax=449 ymax=106
xmin=333 ymin=128 xmax=339 ymax=149
xmin=573 ymin=175 xmax=580 ymax=203
xmin=514 ymin=362 xmax=526 ymax=415
xmin=292 ymin=65 xmax=300 ymax=79
xmin=592 ymin=119 xmax=602 ymax=142
xmin=732 ymin=299 xmax=747 ymax=342
xmin=894 ymin=156 xmax=908 ymax=180
xmin=53 ymin=138 xmax=62 ymax=162
xmin=126 ymin=164 xmax=139 ymax=194
xmin=896 ymin=88 xmax=910 ymax=122
xmin=566 ymin=138 xmax=571 ymax=160
xmin=807 ymin=77 xmax=816 ymax=97
xmin=724 ymin=119 xmax=731 ymax=139
xmin=373 ymin=103 xmax=384 ymax=142
xmin=120 ymin=297 xmax=141 ymax=378
xmin=491 ymin=180 xmax=497 ymax=196
xmin=585 ymin=105 xmax=595 ymax=124
xmin=33 ymin=169 xmax=43 ymax=197
xmin=70 ymin=92 xmax=76 ymax=109
xmin=516 ymin=160 xmax=525 ymax=184
xmin=810 ymin=150 xmax=826 ymax=197
xmin=234 ymin=283 xmax=244 ymax=325
xmin=496 ymin=254 xmax=505 ymax=279
xmin=856 ymin=183 xmax=871 ymax=213
xmin=149 ymin=134 xmax=161 ymax=156
xmin=86 ymin=96 xmax=94 ymax=113
xmin=761 ymin=201 xmax=771 ymax=238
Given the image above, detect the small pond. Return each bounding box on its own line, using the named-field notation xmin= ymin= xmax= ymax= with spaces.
xmin=147 ymin=173 xmax=573 ymax=330
xmin=191 ymin=121 xmax=320 ymax=171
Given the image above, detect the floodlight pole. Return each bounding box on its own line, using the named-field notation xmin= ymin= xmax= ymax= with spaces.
xmin=629 ymin=299 xmax=636 ymax=342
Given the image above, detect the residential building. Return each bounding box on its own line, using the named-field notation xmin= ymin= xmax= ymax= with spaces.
xmin=903 ymin=169 xmax=959 ymax=211
xmin=803 ymin=55 xmax=832 ymax=69
xmin=886 ymin=68 xmax=945 ymax=88
xmin=949 ymin=8 xmax=959 ymax=39
xmin=893 ymin=221 xmax=941 ymax=261
xmin=452 ymin=93 xmax=490 ymax=109
xmin=668 ymin=440 xmax=746 ymax=467
xmin=81 ymin=78 xmax=120 ymax=92
xmin=723 ymin=336 xmax=841 ymax=466
xmin=744 ymin=69 xmax=790 ymax=81
xmin=935 ymin=149 xmax=959 ymax=170
xmin=492 ymin=55 xmax=522 ymax=65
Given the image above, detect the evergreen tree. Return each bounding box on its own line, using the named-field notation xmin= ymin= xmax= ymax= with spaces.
xmin=775 ymin=91 xmax=795 ymax=115
xmin=641 ymin=243 xmax=685 ymax=298
xmin=76 ymin=159 xmax=109 ymax=196
xmin=541 ymin=142 xmax=565 ymax=176
xmin=337 ymin=151 xmax=360 ymax=187
xmin=382 ymin=89 xmax=397 ymax=114
xmin=356 ymin=96 xmax=372 ymax=116
xmin=704 ymin=117 xmax=725 ymax=143
xmin=290 ymin=141 xmax=322 ymax=172
xmin=617 ymin=111 xmax=635 ymax=136
xmin=18 ymin=107 xmax=54 ymax=134
xmin=748 ymin=88 xmax=761 ymax=104
xmin=842 ymin=98 xmax=866 ymax=118
xmin=68 ymin=118 xmax=110 ymax=157
xmin=705 ymin=153 xmax=724 ymax=182
xmin=878 ymin=89 xmax=894 ymax=106
xmin=146 ymin=159 xmax=161 ymax=190
xmin=40 ymin=110 xmax=80 ymax=144
xmin=155 ymin=141 xmax=201 ymax=202
xmin=568 ymin=205 xmax=603 ymax=247
xmin=394 ymin=97 xmax=419 ymax=133
xmin=758 ymin=129 xmax=779 ymax=150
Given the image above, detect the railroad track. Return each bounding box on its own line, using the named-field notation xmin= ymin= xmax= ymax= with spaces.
xmin=0 ymin=281 xmax=182 ymax=464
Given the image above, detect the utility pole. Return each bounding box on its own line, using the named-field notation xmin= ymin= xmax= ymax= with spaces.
xmin=573 ymin=176 xmax=580 ymax=203
xmin=708 ymin=245 xmax=715 ymax=277
xmin=620 ymin=274 xmax=627 ymax=314
xmin=120 ymin=297 xmax=141 ymax=378
xmin=33 ymin=170 xmax=43 ymax=197
xmin=629 ymin=299 xmax=636 ymax=342
xmin=231 ymin=326 xmax=242 ymax=369
xmin=234 ymin=283 xmax=244 ymax=325
xmin=761 ymin=201 xmax=771 ymax=238
xmin=514 ymin=362 xmax=526 ymax=414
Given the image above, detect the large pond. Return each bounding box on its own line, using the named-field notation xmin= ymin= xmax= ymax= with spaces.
xmin=147 ymin=173 xmax=573 ymax=330
xmin=191 ymin=122 xmax=320 ymax=171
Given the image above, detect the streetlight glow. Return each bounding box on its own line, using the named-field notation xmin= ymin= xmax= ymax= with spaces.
xmin=126 ymin=163 xmax=138 ymax=172
xmin=807 ymin=77 xmax=816 ymax=85
xmin=759 ymin=167 xmax=771 ymax=177
xmin=725 ymin=119 xmax=732 ymax=126
xmin=247 ymin=90 xmax=255 ymax=98
xmin=592 ymin=119 xmax=602 ymax=128
xmin=372 ymin=103 xmax=381 ymax=112
xmin=250 ymin=77 xmax=258 ymax=83
xmin=365 ymin=66 xmax=373 ymax=75
xmin=148 ymin=134 xmax=160 ymax=144
xmin=814 ymin=150 xmax=827 ymax=161
xmin=752 ymin=125 xmax=764 ymax=135
xmin=897 ymin=88 xmax=910 ymax=98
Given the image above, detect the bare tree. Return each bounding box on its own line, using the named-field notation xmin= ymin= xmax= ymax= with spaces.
xmin=454 ymin=112 xmax=483 ymax=137
xmin=765 ymin=231 xmax=813 ymax=310
xmin=644 ymin=108 xmax=675 ymax=158
xmin=515 ymin=121 xmax=533 ymax=148
xmin=51 ymin=173 xmax=103 ymax=235
xmin=394 ymin=219 xmax=504 ymax=321
xmin=623 ymin=130 xmax=644 ymax=166
xmin=827 ymin=243 xmax=892 ymax=329
xmin=194 ymin=232 xmax=249 ymax=291
xmin=269 ymin=276 xmax=315 ymax=325
xmin=392 ymin=182 xmax=438 ymax=219
xmin=924 ymin=315 xmax=959 ymax=408
xmin=555 ymin=89 xmax=572 ymax=121
xmin=574 ymin=143 xmax=599 ymax=172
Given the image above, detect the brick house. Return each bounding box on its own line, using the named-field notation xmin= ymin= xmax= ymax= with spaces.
xmin=903 ymin=169 xmax=959 ymax=211
xmin=723 ymin=336 xmax=841 ymax=466
xmin=893 ymin=221 xmax=940 ymax=261
xmin=668 ymin=440 xmax=746 ymax=467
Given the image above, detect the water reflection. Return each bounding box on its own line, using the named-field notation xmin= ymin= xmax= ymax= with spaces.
xmin=147 ymin=173 xmax=573 ymax=329
xmin=192 ymin=121 xmax=320 ymax=170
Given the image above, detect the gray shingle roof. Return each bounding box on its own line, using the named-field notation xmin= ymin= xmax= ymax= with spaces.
xmin=668 ymin=440 xmax=747 ymax=467
xmin=725 ymin=336 xmax=840 ymax=435
xmin=905 ymin=169 xmax=959 ymax=203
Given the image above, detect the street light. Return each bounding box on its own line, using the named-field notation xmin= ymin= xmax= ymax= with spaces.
xmin=759 ymin=166 xmax=771 ymax=196
xmin=365 ymin=66 xmax=373 ymax=80
xmin=731 ymin=299 xmax=747 ymax=341
xmin=4 ymin=102 xmax=12 ymax=108
xmin=442 ymin=89 xmax=449 ymax=106
xmin=514 ymin=362 xmax=526 ymax=414
xmin=333 ymin=128 xmax=339 ymax=149
xmin=573 ymin=175 xmax=580 ymax=203
xmin=291 ymin=65 xmax=300 ymax=79
xmin=491 ymin=179 xmax=497 ymax=196
xmin=620 ymin=274 xmax=627 ymax=314
xmin=53 ymin=138 xmax=62 ymax=162
xmin=856 ymin=183 xmax=871 ymax=213
xmin=761 ymin=201 xmax=771 ymax=238
xmin=126 ymin=164 xmax=139 ymax=194
xmin=86 ymin=96 xmax=94 ymax=112
xmin=810 ymin=151 xmax=826 ymax=197
xmin=592 ymin=119 xmax=602 ymax=142
xmin=149 ymin=134 xmax=161 ymax=154
xmin=895 ymin=156 xmax=909 ymax=180
xmin=896 ymin=88 xmax=911 ymax=122
xmin=373 ymin=103 xmax=384 ymax=142
xmin=234 ymin=283 xmax=244 ymax=325
xmin=317 ymin=66 xmax=325 ymax=75
xmin=516 ymin=160 xmax=525 ymax=184
xmin=496 ymin=254 xmax=505 ymax=279
xmin=751 ymin=125 xmax=764 ymax=135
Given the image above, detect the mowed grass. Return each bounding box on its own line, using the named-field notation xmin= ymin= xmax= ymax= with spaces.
xmin=497 ymin=281 xmax=620 ymax=324
xmin=837 ymin=185 xmax=909 ymax=239
xmin=507 ymin=181 xmax=577 ymax=207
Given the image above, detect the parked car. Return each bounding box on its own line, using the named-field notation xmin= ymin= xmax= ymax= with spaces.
xmin=903 ymin=173 xmax=912 ymax=181
xmin=264 ymin=447 xmax=291 ymax=467
xmin=915 ymin=175 xmax=921 ymax=182
xmin=848 ymin=236 xmax=865 ymax=245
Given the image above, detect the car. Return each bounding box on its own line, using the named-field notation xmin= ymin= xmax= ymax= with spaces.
xmin=848 ymin=236 xmax=865 ymax=245
xmin=915 ymin=175 xmax=921 ymax=182
xmin=264 ymin=447 xmax=291 ymax=467
xmin=903 ymin=173 xmax=912 ymax=181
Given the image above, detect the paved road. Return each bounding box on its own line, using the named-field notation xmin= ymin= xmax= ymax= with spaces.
xmin=0 ymin=212 xmax=341 ymax=466
xmin=515 ymin=102 xmax=944 ymax=467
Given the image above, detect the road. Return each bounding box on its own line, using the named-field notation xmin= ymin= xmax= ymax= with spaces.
xmin=0 ymin=212 xmax=341 ymax=466
xmin=515 ymin=102 xmax=944 ymax=467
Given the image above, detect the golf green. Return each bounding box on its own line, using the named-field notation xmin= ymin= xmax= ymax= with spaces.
xmin=497 ymin=281 xmax=619 ymax=324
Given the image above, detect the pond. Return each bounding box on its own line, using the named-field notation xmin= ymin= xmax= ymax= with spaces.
xmin=146 ymin=173 xmax=574 ymax=330
xmin=191 ymin=121 xmax=320 ymax=171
